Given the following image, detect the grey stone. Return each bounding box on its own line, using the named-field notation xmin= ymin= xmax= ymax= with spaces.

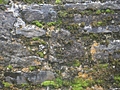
xmin=5 ymin=72 xmax=27 ymax=84
xmin=1 ymin=12 xmax=16 ymax=29
xmin=22 ymin=9 xmax=44 ymax=22
xmin=94 ymin=40 xmax=120 ymax=61
xmin=16 ymin=75 xmax=27 ymax=84
xmin=102 ymin=3 xmax=120 ymax=9
xmin=10 ymin=56 xmax=43 ymax=67
xmin=0 ymin=81 xmax=3 ymax=89
xmin=16 ymin=27 xmax=46 ymax=37
xmin=49 ymin=29 xmax=84 ymax=62
xmin=40 ymin=4 xmax=57 ymax=22
xmin=21 ymin=5 xmax=57 ymax=22
xmin=24 ymin=71 xmax=55 ymax=84
xmin=65 ymin=3 xmax=87 ymax=10
xmin=87 ymin=2 xmax=102 ymax=10
xmin=4 ymin=71 xmax=54 ymax=85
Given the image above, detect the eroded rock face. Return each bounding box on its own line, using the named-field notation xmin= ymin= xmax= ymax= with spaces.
xmin=4 ymin=71 xmax=55 ymax=85
xmin=0 ymin=1 xmax=120 ymax=90
xmin=21 ymin=4 xmax=57 ymax=23
xmin=49 ymin=29 xmax=85 ymax=62
xmin=21 ymin=10 xmax=44 ymax=22
xmin=16 ymin=26 xmax=46 ymax=37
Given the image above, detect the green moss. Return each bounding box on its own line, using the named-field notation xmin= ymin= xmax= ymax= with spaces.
xmin=114 ymin=75 xmax=120 ymax=86
xmin=65 ymin=23 xmax=79 ymax=30
xmin=41 ymin=81 xmax=58 ymax=88
xmin=96 ymin=79 xmax=104 ymax=84
xmin=90 ymin=33 xmax=99 ymax=41
xmin=47 ymin=22 xmax=57 ymax=27
xmin=0 ymin=0 xmax=3 ymax=4
xmin=0 ymin=0 xmax=9 ymax=4
xmin=98 ymin=64 xmax=108 ymax=68
xmin=56 ymin=20 xmax=62 ymax=27
xmin=106 ymin=9 xmax=114 ymax=14
xmin=96 ymin=10 xmax=101 ymax=15
xmin=37 ymin=52 xmax=44 ymax=58
xmin=91 ymin=20 xmax=106 ymax=27
xmin=91 ymin=21 xmax=98 ymax=27
xmin=105 ymin=9 xmax=111 ymax=13
xmin=55 ymin=0 xmax=61 ymax=4
xmin=7 ymin=65 xmax=13 ymax=70
xmin=29 ymin=66 xmax=36 ymax=71
xmin=101 ymin=10 xmax=105 ymax=13
xmin=80 ymin=22 xmax=85 ymax=27
xmin=58 ymin=11 xmax=68 ymax=18
xmin=41 ymin=78 xmax=66 ymax=88
xmin=72 ymin=77 xmax=93 ymax=90
xmin=115 ymin=75 xmax=120 ymax=80
xmin=73 ymin=59 xmax=81 ymax=67
xmin=39 ymin=39 xmax=46 ymax=45
xmin=32 ymin=37 xmax=40 ymax=41
xmin=32 ymin=21 xmax=43 ymax=28
xmin=55 ymin=78 xmax=63 ymax=87
xmin=97 ymin=21 xmax=103 ymax=26
xmin=63 ymin=80 xmax=71 ymax=87
xmin=2 ymin=82 xmax=12 ymax=88
xmin=32 ymin=37 xmax=46 ymax=45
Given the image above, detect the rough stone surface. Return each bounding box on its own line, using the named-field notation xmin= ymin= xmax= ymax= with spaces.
xmin=21 ymin=4 xmax=57 ymax=22
xmin=0 ymin=1 xmax=120 ymax=90
xmin=21 ymin=9 xmax=44 ymax=22
xmin=16 ymin=26 xmax=46 ymax=37
xmin=4 ymin=71 xmax=55 ymax=85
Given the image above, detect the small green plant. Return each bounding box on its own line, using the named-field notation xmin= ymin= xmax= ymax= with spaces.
xmin=47 ymin=22 xmax=56 ymax=27
xmin=32 ymin=21 xmax=43 ymax=28
xmin=72 ymin=77 xmax=93 ymax=90
xmin=0 ymin=0 xmax=9 ymax=4
xmin=105 ymin=9 xmax=114 ymax=14
xmin=73 ymin=59 xmax=81 ymax=67
xmin=55 ymin=0 xmax=61 ymax=4
xmin=114 ymin=75 xmax=120 ymax=86
xmin=101 ymin=10 xmax=105 ymax=13
xmin=7 ymin=65 xmax=13 ymax=70
xmin=0 ymin=0 xmax=3 ymax=4
xmin=29 ymin=66 xmax=36 ymax=71
xmin=63 ymin=80 xmax=71 ymax=87
xmin=41 ymin=78 xmax=64 ymax=88
xmin=105 ymin=9 xmax=111 ymax=13
xmin=55 ymin=78 xmax=63 ymax=87
xmin=114 ymin=75 xmax=120 ymax=81
xmin=96 ymin=10 xmax=101 ymax=15
xmin=40 ymin=39 xmax=46 ymax=45
xmin=98 ymin=64 xmax=108 ymax=68
xmin=32 ymin=37 xmax=46 ymax=45
xmin=97 ymin=21 xmax=103 ymax=26
xmin=37 ymin=52 xmax=44 ymax=58
xmin=41 ymin=81 xmax=58 ymax=87
xmin=2 ymin=82 xmax=12 ymax=88
xmin=32 ymin=37 xmax=40 ymax=41
xmin=58 ymin=11 xmax=68 ymax=18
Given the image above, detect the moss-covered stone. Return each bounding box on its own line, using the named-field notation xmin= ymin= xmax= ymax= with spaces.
xmin=32 ymin=21 xmax=43 ymax=28
xmin=0 ymin=0 xmax=9 ymax=4
xmin=29 ymin=66 xmax=36 ymax=71
xmin=37 ymin=52 xmax=44 ymax=58
xmin=2 ymin=82 xmax=13 ymax=88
